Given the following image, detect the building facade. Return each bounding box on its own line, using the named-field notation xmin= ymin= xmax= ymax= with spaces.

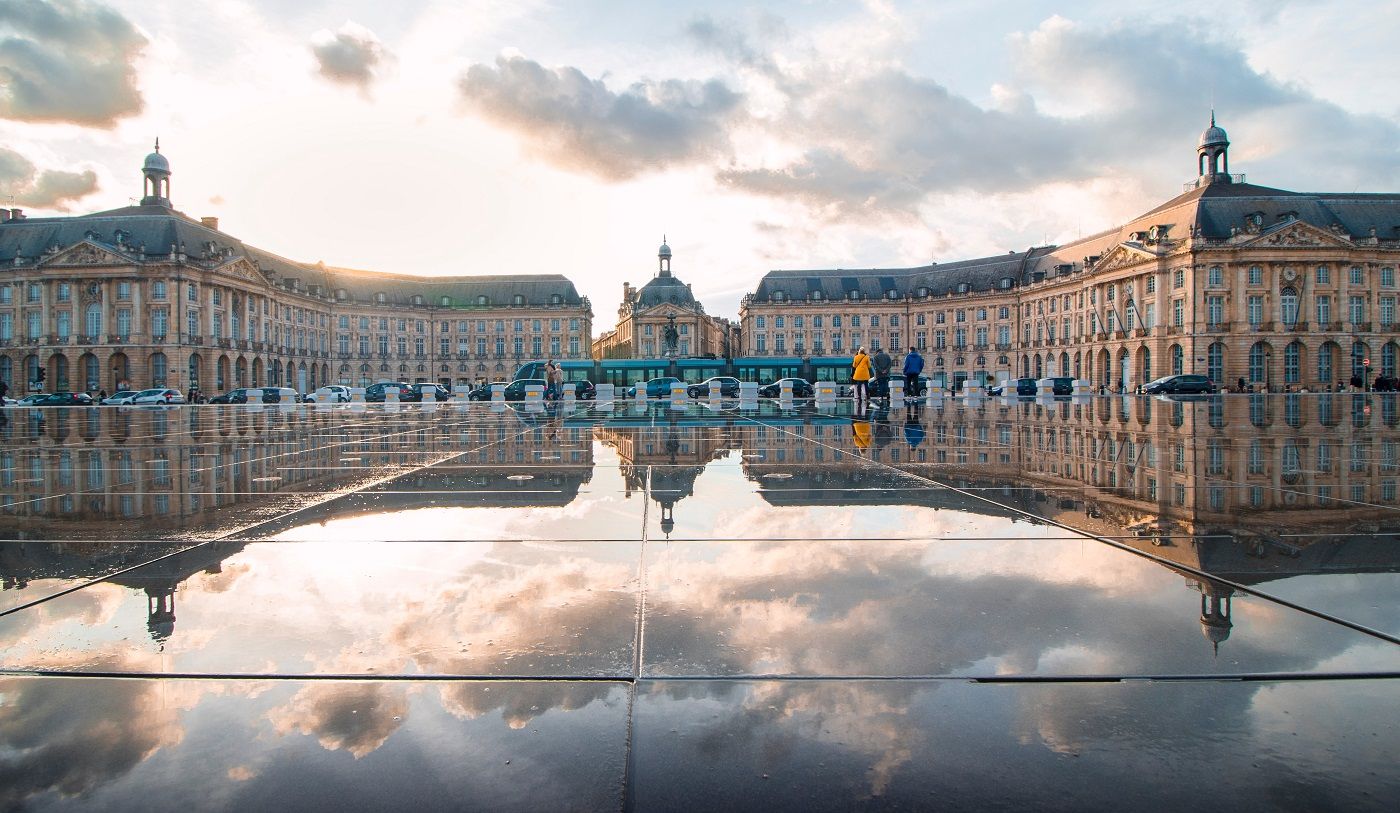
xmin=592 ymin=241 xmax=733 ymax=359
xmin=0 ymin=146 xmax=592 ymax=395
xmin=741 ymin=119 xmax=1400 ymax=392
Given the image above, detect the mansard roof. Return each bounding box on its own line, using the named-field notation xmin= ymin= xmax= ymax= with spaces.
xmin=0 ymin=203 xmax=586 ymax=309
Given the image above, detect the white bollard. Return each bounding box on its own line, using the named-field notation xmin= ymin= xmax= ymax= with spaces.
xmin=815 ymin=381 xmax=836 ymax=401
xmin=633 ymin=382 xmax=648 ymax=402
xmin=562 ymin=382 xmax=576 ymax=401
xmin=707 ymin=384 xmax=722 ymax=405
xmin=1073 ymin=379 xmax=1094 ymax=396
xmin=1037 ymin=378 xmax=1055 ymax=397
xmin=524 ymin=384 xmax=544 ymax=403
xmin=890 ymin=379 xmax=905 ymax=404
xmin=490 ymin=383 xmax=505 ymax=402
xmin=670 ymin=383 xmax=688 ymax=401
xmin=596 ymin=383 xmax=615 ymax=403
xmin=350 ymin=387 xmax=366 ymax=403
xmin=926 ymin=382 xmax=945 ymax=401
xmin=739 ymin=381 xmax=759 ymax=402
xmin=384 ymin=386 xmax=399 ymax=404
xmin=245 ymin=388 xmax=263 ymax=412
xmin=453 ymin=389 xmax=469 ymax=405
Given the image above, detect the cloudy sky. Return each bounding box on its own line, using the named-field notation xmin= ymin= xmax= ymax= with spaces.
xmin=2 ymin=0 xmax=1399 ymax=329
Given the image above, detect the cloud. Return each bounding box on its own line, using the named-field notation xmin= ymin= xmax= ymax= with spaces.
xmin=310 ymin=21 xmax=389 ymax=93
xmin=0 ymin=0 xmax=146 ymax=126
xmin=456 ymin=54 xmax=745 ymax=180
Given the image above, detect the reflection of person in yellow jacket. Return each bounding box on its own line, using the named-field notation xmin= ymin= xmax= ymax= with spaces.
xmin=852 ymin=347 xmax=871 ymax=402
xmin=852 ymin=418 xmax=871 ymax=450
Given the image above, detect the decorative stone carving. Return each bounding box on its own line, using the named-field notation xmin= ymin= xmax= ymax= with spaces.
xmin=47 ymin=242 xmax=116 ymax=267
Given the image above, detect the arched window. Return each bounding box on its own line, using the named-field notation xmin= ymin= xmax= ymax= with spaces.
xmin=1318 ymin=343 xmax=1335 ymax=384
xmin=150 ymin=352 xmax=167 ymax=386
xmin=1384 ymin=343 xmax=1398 ymax=377
xmin=1352 ymin=341 xmax=1369 ymax=380
xmin=1280 ymin=288 xmax=1299 ymax=326
xmin=1060 ymin=352 xmax=1069 ymax=377
xmin=84 ymin=304 xmax=102 ymax=338
xmin=1249 ymin=342 xmax=1269 ymax=384
xmin=1141 ymin=347 xmax=1151 ymax=382
xmin=1171 ymin=344 xmax=1184 ymax=376
xmin=1284 ymin=341 xmax=1302 ymax=384
xmin=513 ymin=294 xmax=525 ymax=306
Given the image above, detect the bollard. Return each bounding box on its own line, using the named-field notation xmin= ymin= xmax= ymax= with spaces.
xmin=890 ymin=379 xmax=905 ymax=403
xmin=350 ymin=387 xmax=366 ymax=403
xmin=815 ymin=381 xmax=836 ymax=401
xmin=1073 ymin=379 xmax=1094 ymax=397
xmin=524 ymin=384 xmax=544 ymax=403
xmin=384 ymin=386 xmax=399 ymax=404
xmin=926 ymin=382 xmax=944 ymax=400
xmin=562 ymin=382 xmax=576 ymax=401
xmin=739 ymin=381 xmax=759 ymax=402
xmin=490 ymin=383 xmax=505 ymax=402
xmin=245 ymin=389 xmax=264 ymax=412
xmin=779 ymin=380 xmax=793 ymax=399
xmin=595 ymin=383 xmax=615 ymax=403
xmin=453 ymin=389 xmax=469 ymax=405
xmin=1037 ymin=378 xmax=1055 ymax=398
xmin=633 ymin=382 xmax=648 ymax=402
xmin=670 ymin=383 xmax=688 ymax=401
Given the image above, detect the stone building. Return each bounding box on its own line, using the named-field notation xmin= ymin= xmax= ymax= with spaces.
xmin=0 ymin=145 xmax=592 ymax=395
xmin=741 ymin=118 xmax=1400 ymax=392
xmin=592 ymin=240 xmax=732 ymax=359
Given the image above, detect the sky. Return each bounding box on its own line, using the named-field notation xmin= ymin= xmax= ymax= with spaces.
xmin=2 ymin=0 xmax=1400 ymax=330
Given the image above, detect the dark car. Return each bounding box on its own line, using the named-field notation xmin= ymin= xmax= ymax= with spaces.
xmin=758 ymin=378 xmax=815 ymax=398
xmin=467 ymin=381 xmax=509 ymax=401
xmin=688 ymin=376 xmax=741 ymax=398
xmin=209 ymin=387 xmax=297 ymax=405
xmin=411 ymin=382 xmax=451 ymax=402
xmin=570 ymin=379 xmax=597 ymax=400
xmin=502 ymin=378 xmax=548 ymax=401
xmin=1144 ymin=374 xmax=1217 ymax=394
xmin=32 ymin=391 xmax=95 ymax=406
xmin=990 ymin=377 xmax=1039 ymax=397
xmin=625 ymin=377 xmax=682 ymax=399
xmin=365 ymin=382 xmax=417 ymax=402
xmin=1045 ymin=376 xmax=1075 ymax=396
xmin=869 ymin=375 xmax=930 ymax=397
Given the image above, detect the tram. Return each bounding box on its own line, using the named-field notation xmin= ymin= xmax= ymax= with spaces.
xmin=512 ymin=355 xmax=993 ymax=390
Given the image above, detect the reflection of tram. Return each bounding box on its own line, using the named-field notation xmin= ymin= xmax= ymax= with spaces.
xmin=515 ymin=356 xmax=872 ymax=388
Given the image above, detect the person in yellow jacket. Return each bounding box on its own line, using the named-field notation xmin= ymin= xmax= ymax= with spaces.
xmin=852 ymin=347 xmax=872 ymax=402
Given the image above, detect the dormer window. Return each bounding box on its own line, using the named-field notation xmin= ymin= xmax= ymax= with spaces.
xmin=998 ymin=277 xmax=1013 ymax=289
xmin=412 ymin=294 xmax=424 ymax=306
xmin=1246 ymin=212 xmax=1264 ymax=228
xmin=886 ymin=290 xmax=898 ymax=300
xmin=336 ymin=288 xmax=348 ymax=301
xmin=440 ymin=295 xmax=451 ymax=306
xmin=375 ymin=292 xmax=386 ymax=303
xmin=917 ymin=286 xmax=930 ymax=298
xmin=550 ymin=294 xmax=562 ymax=305
xmin=956 ymin=282 xmax=970 ymax=294
xmin=512 ymin=294 xmax=525 ymax=306
xmin=848 ymin=290 xmax=859 ymax=301
xmin=477 ymin=295 xmax=489 ymax=306
xmin=773 ymin=291 xmax=786 ymax=302
xmin=811 ymin=290 xmax=822 ymax=302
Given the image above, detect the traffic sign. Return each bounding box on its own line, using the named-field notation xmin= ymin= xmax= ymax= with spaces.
xmin=1364 ymin=358 xmax=1372 ymax=367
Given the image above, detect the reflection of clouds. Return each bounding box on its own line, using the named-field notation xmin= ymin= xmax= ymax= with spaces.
xmin=270 ymin=682 xmax=410 ymax=759
xmin=0 ymin=654 xmax=182 ymax=808
xmin=0 ymin=582 xmax=126 ymax=655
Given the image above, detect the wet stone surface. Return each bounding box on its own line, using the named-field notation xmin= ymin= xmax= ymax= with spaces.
xmin=1 ymin=396 xmax=1398 ymax=809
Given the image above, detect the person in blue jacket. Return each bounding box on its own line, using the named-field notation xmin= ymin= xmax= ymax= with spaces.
xmin=902 ymin=346 xmax=924 ymax=395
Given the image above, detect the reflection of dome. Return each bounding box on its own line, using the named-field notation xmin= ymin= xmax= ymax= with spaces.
xmin=1200 ymin=615 xmax=1231 ymax=644
xmin=635 ymin=275 xmax=696 ymax=308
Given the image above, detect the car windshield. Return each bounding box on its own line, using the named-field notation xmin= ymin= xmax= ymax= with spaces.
xmin=1148 ymin=376 xmax=1175 ymax=385
xmin=111 ymin=391 xmax=136 ymax=397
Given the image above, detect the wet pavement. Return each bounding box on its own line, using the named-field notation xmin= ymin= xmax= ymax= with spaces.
xmin=1 ymin=394 xmax=1398 ymax=810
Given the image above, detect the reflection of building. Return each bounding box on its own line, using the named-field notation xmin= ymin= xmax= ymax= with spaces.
xmin=742 ymin=118 xmax=1400 ymax=392
xmin=0 ymin=145 xmax=592 ymax=395
xmin=592 ymin=241 xmax=733 ymax=360
xmin=596 ymin=416 xmax=738 ymax=536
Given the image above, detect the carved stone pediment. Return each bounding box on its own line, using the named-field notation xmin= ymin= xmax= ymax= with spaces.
xmin=1241 ymin=220 xmax=1353 ymax=249
xmin=40 ymin=240 xmax=125 ymax=268
xmin=216 ymin=258 xmax=267 ymax=285
xmin=1091 ymin=243 xmax=1158 ymax=274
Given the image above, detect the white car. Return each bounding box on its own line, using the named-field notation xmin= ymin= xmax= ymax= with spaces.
xmin=303 ymin=385 xmax=351 ymax=403
xmin=131 ymin=387 xmax=185 ymax=405
xmin=101 ymin=390 xmax=140 ymax=405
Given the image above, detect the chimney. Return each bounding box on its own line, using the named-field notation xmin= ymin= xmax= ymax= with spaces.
xmin=9 ymin=209 xmax=23 ymax=221
xmin=200 ymin=216 xmax=219 ymax=230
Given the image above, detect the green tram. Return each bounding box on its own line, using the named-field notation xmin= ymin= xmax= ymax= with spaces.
xmin=513 ymin=356 xmax=880 ymax=388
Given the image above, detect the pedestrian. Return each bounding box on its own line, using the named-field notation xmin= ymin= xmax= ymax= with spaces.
xmin=852 ymin=347 xmax=871 ymax=402
xmin=902 ymin=346 xmax=923 ymax=396
xmin=1237 ymin=376 xmax=1247 ymax=393
xmin=545 ymin=359 xmax=562 ymax=400
xmin=873 ymin=346 xmax=892 ymax=399
xmin=98 ymin=388 xmax=108 ymax=401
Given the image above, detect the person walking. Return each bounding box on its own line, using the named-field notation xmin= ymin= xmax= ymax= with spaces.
xmin=873 ymin=347 xmax=892 ymax=399
xmin=902 ymin=346 xmax=923 ymax=397
xmin=544 ymin=360 xmax=561 ymax=400
xmin=852 ymin=347 xmax=871 ymax=402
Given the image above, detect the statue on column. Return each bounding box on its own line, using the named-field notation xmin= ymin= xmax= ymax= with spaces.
xmin=663 ymin=315 xmax=679 ymax=357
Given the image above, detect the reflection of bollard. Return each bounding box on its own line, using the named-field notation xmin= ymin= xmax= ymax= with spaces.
xmin=525 ymin=384 xmax=544 ymax=403
xmin=595 ymin=383 xmax=615 ymax=404
xmin=490 ymin=383 xmax=505 ymax=403
xmin=350 ymin=387 xmax=365 ymax=403
xmin=490 ymin=400 xmax=505 ymax=413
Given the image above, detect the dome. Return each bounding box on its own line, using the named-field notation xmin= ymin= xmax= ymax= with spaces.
xmin=635 ymin=275 xmax=696 ymax=309
xmin=1200 ymin=616 xmax=1231 ymax=645
xmin=144 ymin=140 xmax=170 ymax=174
xmin=658 ymin=242 xmax=672 ymax=258
xmin=1198 ymin=122 xmax=1228 ymax=149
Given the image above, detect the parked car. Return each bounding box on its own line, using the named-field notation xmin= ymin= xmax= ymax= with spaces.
xmin=467 ymin=381 xmax=508 ymax=401
xmin=570 ymin=379 xmax=597 ymax=400
xmin=410 ymin=382 xmax=451 ymax=402
xmin=688 ymin=376 xmax=741 ymax=398
xmin=868 ymin=375 xmax=931 ymax=397
xmin=364 ymin=382 xmax=416 ymax=403
xmin=13 ymin=394 xmax=46 ymax=406
xmin=303 ymin=385 xmax=351 ymax=403
xmin=1144 ymin=374 xmax=1217 ymax=394
xmin=502 ymin=378 xmax=548 ymax=401
xmin=625 ymin=377 xmax=682 ymax=399
xmin=31 ymin=391 xmax=95 ymax=406
xmin=208 ymin=387 xmax=297 ymax=404
xmin=131 ymin=388 xmax=185 ymax=405
xmin=758 ymin=378 xmax=815 ymax=398
xmin=990 ymin=377 xmax=1039 ymax=397
xmin=1043 ymin=376 xmax=1075 ymax=396
xmin=100 ymin=390 xmax=140 ymax=405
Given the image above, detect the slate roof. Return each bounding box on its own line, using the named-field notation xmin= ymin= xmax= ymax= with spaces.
xmin=634 ymin=273 xmax=701 ymax=311
xmin=0 ymin=203 xmax=586 ymax=309
xmin=749 ymin=180 xmax=1400 ymax=304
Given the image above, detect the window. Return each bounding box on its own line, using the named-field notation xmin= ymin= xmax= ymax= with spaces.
xmin=1207 ymin=266 xmax=1222 ymax=286
xmin=1247 ymin=295 xmax=1263 ymax=325
xmin=755 ymin=316 xmax=766 ymax=329
xmin=1284 ymin=342 xmax=1301 ymax=383
xmin=56 ymin=311 xmax=70 ymax=339
xmin=1173 ymin=269 xmax=1184 ymax=288
xmin=1207 ymin=342 xmax=1223 ymax=384
xmin=1317 ymin=295 xmax=1332 ymax=326
xmin=187 ymin=311 xmax=198 ymax=338
xmin=1173 ymin=300 xmax=1184 ymax=327
xmin=85 ymin=304 xmax=102 ymax=337
xmin=151 ymin=310 xmax=167 ymax=338
xmin=1248 ymin=266 xmax=1262 ymax=285
xmin=56 ymin=282 xmax=70 ymax=302
xmin=1382 ymin=297 xmax=1396 ymax=327
xmin=26 ymin=283 xmax=39 ymax=303
xmin=1317 ymin=265 xmax=1331 ymax=284
xmin=775 ymin=316 xmax=785 ymax=329
xmin=1206 ymin=295 xmax=1224 ymax=326
xmin=1171 ymin=344 xmax=1184 ymax=376
xmin=1383 ymin=267 xmax=1396 ymax=288
xmin=1248 ymin=343 xmax=1268 ymax=383
xmin=151 ymin=352 xmax=167 ymax=386
xmin=1318 ymin=343 xmax=1334 ymax=383
xmin=1350 ymin=266 xmax=1364 ymax=285
xmin=1350 ymin=295 xmax=1366 ymax=324
xmin=117 ymin=281 xmax=131 ymax=300
xmin=116 ymin=309 xmax=131 ymax=339
xmin=188 ymin=283 xmax=198 ymax=302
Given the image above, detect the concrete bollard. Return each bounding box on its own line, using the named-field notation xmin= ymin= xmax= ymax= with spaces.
xmin=670 ymin=383 xmax=688 ymax=402
xmin=739 ymin=381 xmax=759 ymax=402
xmin=453 ymin=389 xmax=469 ymax=405
xmin=633 ymin=382 xmax=648 ymax=402
xmin=1037 ymin=378 xmax=1055 ymax=397
xmin=384 ymin=386 xmax=399 ymax=404
xmin=245 ymin=389 xmax=263 ymax=412
xmin=596 ymin=383 xmax=615 ymax=403
xmin=525 ymin=384 xmax=544 ymax=403
xmin=815 ymin=381 xmax=836 ymax=402
xmin=890 ymin=379 xmax=905 ymax=403
xmin=562 ymin=382 xmax=576 ymax=401
xmin=926 ymin=382 xmax=945 ymax=401
xmin=350 ymin=387 xmax=366 ymax=403
xmin=490 ymin=383 xmax=505 ymax=402
xmin=1073 ymin=379 xmax=1094 ymax=396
